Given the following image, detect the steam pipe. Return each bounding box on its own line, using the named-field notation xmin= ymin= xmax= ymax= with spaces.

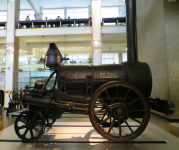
xmin=126 ymin=0 xmax=138 ymax=61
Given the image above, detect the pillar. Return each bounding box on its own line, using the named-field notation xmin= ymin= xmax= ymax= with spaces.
xmin=91 ymin=0 xmax=102 ymax=65
xmin=4 ymin=0 xmax=20 ymax=108
xmin=119 ymin=53 xmax=122 ymax=64
xmin=88 ymin=5 xmax=91 ymax=18
xmin=64 ymin=8 xmax=67 ymax=19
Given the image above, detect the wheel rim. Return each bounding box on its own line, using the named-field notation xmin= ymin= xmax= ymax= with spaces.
xmin=14 ymin=111 xmax=45 ymax=141
xmin=89 ymin=82 xmax=150 ymax=142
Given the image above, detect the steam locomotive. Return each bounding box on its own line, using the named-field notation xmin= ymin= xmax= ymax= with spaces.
xmin=13 ymin=0 xmax=172 ymax=142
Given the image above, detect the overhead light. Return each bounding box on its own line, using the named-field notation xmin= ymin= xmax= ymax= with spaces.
xmin=20 ymin=49 xmax=22 ymax=51
xmin=94 ymin=41 xmax=99 ymax=45
xmin=125 ymin=48 xmax=128 ymax=50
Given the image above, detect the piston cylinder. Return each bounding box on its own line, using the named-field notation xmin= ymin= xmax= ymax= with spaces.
xmin=23 ymin=95 xmax=51 ymax=107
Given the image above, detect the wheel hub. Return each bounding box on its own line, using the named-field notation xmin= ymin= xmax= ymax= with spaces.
xmin=106 ymin=103 xmax=128 ymax=120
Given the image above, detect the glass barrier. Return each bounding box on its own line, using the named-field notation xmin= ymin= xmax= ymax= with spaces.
xmin=14 ymin=82 xmax=31 ymax=91
xmin=14 ymin=71 xmax=55 ymax=91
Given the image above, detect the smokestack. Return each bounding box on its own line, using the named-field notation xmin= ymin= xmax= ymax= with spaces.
xmin=126 ymin=0 xmax=138 ymax=62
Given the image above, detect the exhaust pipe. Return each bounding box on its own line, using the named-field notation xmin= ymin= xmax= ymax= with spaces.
xmin=126 ymin=0 xmax=138 ymax=62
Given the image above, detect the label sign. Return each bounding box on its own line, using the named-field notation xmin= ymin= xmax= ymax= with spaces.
xmin=100 ymin=73 xmax=119 ymax=78
xmin=6 ymin=91 xmax=12 ymax=94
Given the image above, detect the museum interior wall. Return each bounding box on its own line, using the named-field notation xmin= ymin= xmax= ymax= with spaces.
xmin=137 ymin=0 xmax=179 ymax=119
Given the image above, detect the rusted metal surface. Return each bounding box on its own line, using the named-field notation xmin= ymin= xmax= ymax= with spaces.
xmin=89 ymin=81 xmax=150 ymax=142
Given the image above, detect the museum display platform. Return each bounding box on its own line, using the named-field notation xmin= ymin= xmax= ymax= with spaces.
xmin=0 ymin=113 xmax=178 ymax=150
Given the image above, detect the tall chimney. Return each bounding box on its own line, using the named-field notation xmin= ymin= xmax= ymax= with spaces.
xmin=126 ymin=0 xmax=138 ymax=62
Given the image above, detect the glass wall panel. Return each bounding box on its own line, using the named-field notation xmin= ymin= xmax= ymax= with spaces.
xmin=63 ymin=53 xmax=90 ymax=65
xmin=122 ymin=53 xmax=127 ymax=62
xmin=20 ymin=10 xmax=35 ymax=21
xmin=101 ymin=7 xmax=118 ymax=26
xmin=43 ymin=9 xmax=64 ymax=20
xmin=0 ymin=11 xmax=7 ymax=22
xmin=101 ymin=7 xmax=118 ymax=19
xmin=67 ymin=8 xmax=88 ymax=19
xmin=102 ymin=53 xmax=119 ymax=64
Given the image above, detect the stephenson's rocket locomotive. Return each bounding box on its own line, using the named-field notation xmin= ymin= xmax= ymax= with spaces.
xmin=14 ymin=0 xmax=160 ymax=142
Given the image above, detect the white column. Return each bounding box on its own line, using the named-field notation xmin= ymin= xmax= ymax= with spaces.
xmin=4 ymin=0 xmax=20 ymax=108
xmin=64 ymin=8 xmax=67 ymax=19
xmin=88 ymin=5 xmax=91 ymax=18
xmin=91 ymin=0 xmax=102 ymax=65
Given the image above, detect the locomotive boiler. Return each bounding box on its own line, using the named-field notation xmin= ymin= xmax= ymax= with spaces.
xmin=14 ymin=0 xmax=153 ymax=142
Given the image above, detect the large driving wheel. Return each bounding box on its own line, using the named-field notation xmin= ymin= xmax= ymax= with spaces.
xmin=89 ymin=81 xmax=150 ymax=142
xmin=14 ymin=111 xmax=45 ymax=141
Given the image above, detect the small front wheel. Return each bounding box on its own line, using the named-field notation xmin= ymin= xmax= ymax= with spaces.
xmin=14 ymin=111 xmax=45 ymax=141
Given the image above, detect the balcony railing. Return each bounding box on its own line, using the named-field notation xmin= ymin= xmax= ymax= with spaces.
xmin=0 ymin=22 xmax=6 ymax=29
xmin=18 ymin=18 xmax=91 ymax=29
xmin=0 ymin=17 xmax=126 ymax=30
xmin=102 ymin=17 xmax=126 ymax=26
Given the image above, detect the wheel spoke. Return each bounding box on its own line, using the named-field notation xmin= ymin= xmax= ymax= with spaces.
xmin=33 ymin=127 xmax=41 ymax=134
xmin=108 ymin=119 xmax=115 ymax=133
xmin=101 ymin=113 xmax=106 ymax=122
xmin=16 ymin=125 xmax=27 ymax=130
xmin=123 ymin=89 xmax=130 ymax=103
xmin=95 ymin=116 xmax=101 ymax=123
xmin=118 ymin=120 xmax=121 ymax=137
xmin=124 ymin=120 xmax=133 ymax=133
xmin=18 ymin=118 xmax=27 ymax=124
xmin=22 ymin=128 xmax=28 ymax=137
xmin=99 ymin=116 xmax=110 ymax=125
xmin=127 ymin=97 xmax=141 ymax=107
xmin=30 ymin=129 xmax=34 ymax=139
xmin=105 ymin=90 xmax=113 ymax=102
xmin=128 ymin=116 xmax=142 ymax=124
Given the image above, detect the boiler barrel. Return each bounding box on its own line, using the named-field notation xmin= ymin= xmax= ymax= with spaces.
xmin=58 ymin=62 xmax=152 ymax=98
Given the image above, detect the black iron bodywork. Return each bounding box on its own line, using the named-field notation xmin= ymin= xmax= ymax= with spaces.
xmin=13 ymin=0 xmax=174 ymax=142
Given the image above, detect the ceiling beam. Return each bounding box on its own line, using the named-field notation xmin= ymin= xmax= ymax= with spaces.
xmin=27 ymin=0 xmax=42 ymax=19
